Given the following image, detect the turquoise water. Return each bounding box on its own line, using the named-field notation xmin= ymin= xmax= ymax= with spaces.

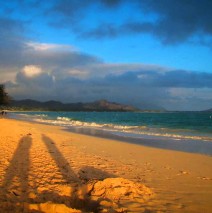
xmin=12 ymin=111 xmax=212 ymax=141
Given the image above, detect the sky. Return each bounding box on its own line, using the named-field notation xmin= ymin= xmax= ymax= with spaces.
xmin=0 ymin=0 xmax=212 ymax=111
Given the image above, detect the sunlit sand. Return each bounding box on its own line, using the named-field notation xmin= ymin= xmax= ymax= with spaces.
xmin=0 ymin=118 xmax=211 ymax=212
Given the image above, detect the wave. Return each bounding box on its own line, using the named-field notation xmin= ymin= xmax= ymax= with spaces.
xmin=12 ymin=113 xmax=212 ymax=142
xmin=57 ymin=116 xmax=71 ymax=121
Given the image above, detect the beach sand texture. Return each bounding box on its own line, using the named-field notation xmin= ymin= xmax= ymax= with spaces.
xmin=0 ymin=118 xmax=212 ymax=212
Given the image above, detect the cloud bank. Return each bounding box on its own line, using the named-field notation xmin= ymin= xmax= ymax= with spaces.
xmin=7 ymin=66 xmax=212 ymax=111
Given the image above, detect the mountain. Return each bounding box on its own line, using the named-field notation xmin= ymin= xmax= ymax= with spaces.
xmin=10 ymin=99 xmax=139 ymax=112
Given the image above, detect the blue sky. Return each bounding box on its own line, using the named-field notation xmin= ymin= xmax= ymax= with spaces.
xmin=0 ymin=0 xmax=212 ymax=110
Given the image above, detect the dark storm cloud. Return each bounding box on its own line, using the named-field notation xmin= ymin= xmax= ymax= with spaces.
xmin=49 ymin=0 xmax=212 ymax=45
xmin=49 ymin=0 xmax=90 ymax=26
xmin=48 ymin=0 xmax=116 ymax=29
xmin=139 ymin=0 xmax=212 ymax=44
xmin=101 ymin=0 xmax=122 ymax=7
xmin=1 ymin=0 xmax=212 ymax=45
xmin=0 ymin=17 xmax=27 ymax=67
xmin=50 ymin=0 xmax=121 ymax=17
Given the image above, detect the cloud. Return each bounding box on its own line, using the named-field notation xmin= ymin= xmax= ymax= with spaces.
xmin=22 ymin=65 xmax=42 ymax=78
xmin=0 ymin=16 xmax=155 ymax=84
xmin=0 ymin=26 xmax=102 ymax=81
xmin=47 ymin=0 xmax=212 ymax=45
xmin=5 ymin=62 xmax=212 ymax=110
xmin=102 ymin=70 xmax=212 ymax=88
xmin=166 ymin=87 xmax=212 ymax=111
xmin=139 ymin=70 xmax=212 ymax=88
xmin=1 ymin=1 xmax=212 ymax=46
xmin=139 ymin=0 xmax=212 ymax=44
xmin=27 ymin=42 xmax=75 ymax=51
xmin=24 ymin=42 xmax=102 ymax=69
xmin=0 ymin=17 xmax=27 ymax=68
xmin=0 ymin=0 xmax=212 ymax=46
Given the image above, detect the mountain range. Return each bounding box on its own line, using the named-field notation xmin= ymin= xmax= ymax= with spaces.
xmin=10 ymin=99 xmax=140 ymax=112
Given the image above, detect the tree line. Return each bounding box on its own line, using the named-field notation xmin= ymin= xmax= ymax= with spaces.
xmin=0 ymin=84 xmax=10 ymax=106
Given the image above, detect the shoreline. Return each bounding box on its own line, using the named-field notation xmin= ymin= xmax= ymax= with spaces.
xmin=0 ymin=118 xmax=212 ymax=212
xmin=9 ymin=113 xmax=212 ymax=156
xmin=64 ymin=126 xmax=212 ymax=156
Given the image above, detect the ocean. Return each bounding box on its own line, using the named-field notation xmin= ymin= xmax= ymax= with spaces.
xmin=11 ymin=111 xmax=212 ymax=155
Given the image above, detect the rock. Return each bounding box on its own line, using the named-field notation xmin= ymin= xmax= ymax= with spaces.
xmin=88 ymin=178 xmax=154 ymax=200
xmin=85 ymin=178 xmax=154 ymax=212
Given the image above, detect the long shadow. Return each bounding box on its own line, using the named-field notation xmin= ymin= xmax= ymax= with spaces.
xmin=42 ymin=134 xmax=79 ymax=183
xmin=1 ymin=135 xmax=32 ymax=209
xmin=0 ymin=134 xmax=119 ymax=212
xmin=41 ymin=134 xmax=109 ymax=212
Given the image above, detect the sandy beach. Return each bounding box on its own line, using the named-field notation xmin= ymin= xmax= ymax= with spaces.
xmin=0 ymin=118 xmax=211 ymax=212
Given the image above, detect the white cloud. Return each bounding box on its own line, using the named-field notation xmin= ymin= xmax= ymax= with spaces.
xmin=27 ymin=42 xmax=75 ymax=52
xmin=22 ymin=65 xmax=42 ymax=78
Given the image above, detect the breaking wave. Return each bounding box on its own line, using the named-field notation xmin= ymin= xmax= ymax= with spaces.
xmin=11 ymin=112 xmax=212 ymax=142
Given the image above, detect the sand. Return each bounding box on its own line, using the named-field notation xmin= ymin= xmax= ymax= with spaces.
xmin=0 ymin=118 xmax=211 ymax=213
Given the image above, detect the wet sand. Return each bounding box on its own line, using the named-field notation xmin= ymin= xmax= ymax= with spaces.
xmin=65 ymin=126 xmax=212 ymax=155
xmin=0 ymin=118 xmax=212 ymax=212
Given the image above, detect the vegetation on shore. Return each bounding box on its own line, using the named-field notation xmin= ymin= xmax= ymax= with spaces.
xmin=0 ymin=84 xmax=11 ymax=108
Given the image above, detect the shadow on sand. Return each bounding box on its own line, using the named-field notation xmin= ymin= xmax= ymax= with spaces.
xmin=1 ymin=134 xmax=117 ymax=212
xmin=41 ymin=134 xmax=108 ymax=212
xmin=1 ymin=135 xmax=32 ymax=210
